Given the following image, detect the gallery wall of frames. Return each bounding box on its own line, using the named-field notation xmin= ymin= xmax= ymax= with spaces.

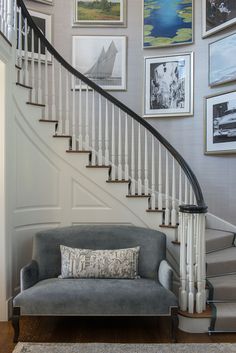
xmin=26 ymin=0 xmax=236 ymax=155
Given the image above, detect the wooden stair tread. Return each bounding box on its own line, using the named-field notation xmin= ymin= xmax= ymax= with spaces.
xmin=160 ymin=224 xmax=178 ymax=229
xmin=16 ymin=82 xmax=32 ymax=90
xmin=106 ymin=179 xmax=129 ymax=183
xmin=146 ymin=208 xmax=164 ymax=213
xmin=53 ymin=135 xmax=71 ymax=138
xmin=126 ymin=194 xmax=150 ymax=198
xmin=15 ymin=64 xmax=22 ymax=70
xmin=179 ymin=305 xmax=212 ymax=318
xmin=86 ymin=165 xmax=110 ymax=168
xmin=172 ymin=240 xmax=180 ymax=245
xmin=66 ymin=150 xmax=91 ymax=153
xmin=39 ymin=119 xmax=58 ymax=123
xmin=26 ymin=102 xmax=45 ymax=107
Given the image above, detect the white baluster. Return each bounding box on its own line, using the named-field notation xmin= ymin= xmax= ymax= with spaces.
xmin=104 ymin=99 xmax=109 ymax=165
xmin=44 ymin=47 xmax=49 ymax=119
xmin=118 ymin=109 xmax=122 ymax=180
xmin=24 ymin=17 xmax=29 ymax=86
xmin=137 ymin=124 xmax=142 ymax=195
xmin=72 ymin=75 xmax=76 ymax=150
xmin=0 ymin=0 xmax=3 ymax=34
xmin=78 ymin=80 xmax=83 ymax=150
xmin=3 ymin=0 xmax=7 ymax=35
xmin=31 ymin=29 xmax=35 ymax=102
xmin=57 ymin=63 xmax=63 ymax=134
xmin=85 ymin=85 xmax=89 ymax=150
xmin=124 ymin=114 xmax=129 ymax=180
xmin=91 ymin=90 xmax=96 ymax=165
xmin=164 ymin=150 xmax=170 ymax=225
xmin=144 ymin=129 xmax=149 ymax=195
xmin=178 ymin=167 xmax=183 ymax=242
xmin=184 ymin=175 xmax=188 ymax=205
xmin=190 ymin=186 xmax=194 ymax=205
xmin=98 ymin=94 xmax=103 ymax=165
xmin=111 ymin=104 xmax=116 ymax=179
xmin=179 ymin=212 xmax=188 ymax=311
xmin=51 ymin=57 xmax=56 ymax=121
xmin=187 ymin=213 xmax=195 ymax=313
xmin=200 ymin=214 xmax=206 ymax=311
xmin=158 ymin=142 xmax=163 ymax=210
xmin=151 ymin=136 xmax=156 ymax=210
xmin=17 ymin=7 xmax=22 ymax=71
xmin=65 ymin=71 xmax=69 ymax=134
xmin=130 ymin=119 xmax=135 ymax=195
xmin=171 ymin=157 xmax=177 ymax=226
xmin=7 ymin=0 xmax=13 ymax=41
xmin=37 ymin=37 xmax=42 ymax=103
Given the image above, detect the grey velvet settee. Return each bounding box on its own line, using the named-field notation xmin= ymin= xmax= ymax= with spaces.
xmin=12 ymin=225 xmax=179 ymax=342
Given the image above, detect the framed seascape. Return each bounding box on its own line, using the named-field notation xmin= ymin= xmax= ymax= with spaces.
xmin=202 ymin=0 xmax=236 ymax=38
xmin=74 ymin=0 xmax=126 ymax=27
xmin=144 ymin=53 xmax=193 ymax=118
xmin=72 ymin=36 xmax=126 ymax=91
xmin=205 ymin=90 xmax=236 ymax=154
xmin=143 ymin=0 xmax=193 ymax=48
xmin=209 ymin=33 xmax=236 ymax=87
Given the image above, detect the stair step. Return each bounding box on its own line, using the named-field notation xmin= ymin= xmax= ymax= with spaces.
xmin=210 ymin=302 xmax=236 ymax=332
xmin=207 ymin=274 xmax=236 ymax=301
xmin=26 ymin=101 xmax=45 ymax=107
xmin=160 ymin=224 xmax=178 ymax=229
xmin=126 ymin=194 xmax=150 ymax=198
xmin=39 ymin=119 xmax=58 ymax=123
xmin=15 ymin=64 xmax=22 ymax=70
xmin=207 ymin=247 xmax=236 ymax=277
xmin=106 ymin=179 xmax=129 ymax=183
xmin=146 ymin=208 xmax=164 ymax=213
xmin=66 ymin=150 xmax=91 ymax=153
xmin=16 ymin=82 xmax=32 ymax=90
xmin=86 ymin=165 xmax=110 ymax=168
xmin=53 ymin=135 xmax=71 ymax=138
xmin=179 ymin=304 xmax=212 ymax=318
xmin=206 ymin=228 xmax=235 ymax=253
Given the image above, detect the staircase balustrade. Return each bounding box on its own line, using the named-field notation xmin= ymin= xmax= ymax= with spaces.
xmin=1 ymin=0 xmax=208 ymax=314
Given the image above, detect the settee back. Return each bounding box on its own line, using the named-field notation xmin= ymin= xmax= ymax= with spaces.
xmin=32 ymin=225 xmax=166 ymax=280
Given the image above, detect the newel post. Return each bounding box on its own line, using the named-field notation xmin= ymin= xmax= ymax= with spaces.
xmin=179 ymin=204 xmax=208 ymax=314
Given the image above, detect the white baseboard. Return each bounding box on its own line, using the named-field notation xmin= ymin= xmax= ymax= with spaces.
xmin=207 ymin=213 xmax=236 ymax=233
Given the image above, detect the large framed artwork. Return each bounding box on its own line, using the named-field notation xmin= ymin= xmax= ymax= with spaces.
xmin=209 ymin=33 xmax=236 ymax=87
xmin=143 ymin=0 xmax=193 ymax=48
xmin=144 ymin=53 xmax=193 ymax=118
xmin=202 ymin=0 xmax=236 ymax=38
xmin=205 ymin=90 xmax=236 ymax=154
xmin=74 ymin=0 xmax=126 ymax=27
xmin=72 ymin=36 xmax=126 ymax=91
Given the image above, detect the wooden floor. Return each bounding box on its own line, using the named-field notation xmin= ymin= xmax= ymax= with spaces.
xmin=1 ymin=317 xmax=236 ymax=353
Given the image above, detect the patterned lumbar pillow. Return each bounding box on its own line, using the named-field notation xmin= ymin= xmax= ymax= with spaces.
xmin=60 ymin=245 xmax=140 ymax=279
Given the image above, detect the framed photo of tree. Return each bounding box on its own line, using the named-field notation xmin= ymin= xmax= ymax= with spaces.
xmin=74 ymin=0 xmax=127 ymax=27
xmin=202 ymin=0 xmax=236 ymax=38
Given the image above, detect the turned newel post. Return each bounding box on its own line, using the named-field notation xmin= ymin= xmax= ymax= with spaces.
xmin=179 ymin=204 xmax=208 ymax=314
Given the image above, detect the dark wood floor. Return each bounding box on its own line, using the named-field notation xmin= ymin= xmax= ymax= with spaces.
xmin=1 ymin=317 xmax=236 ymax=353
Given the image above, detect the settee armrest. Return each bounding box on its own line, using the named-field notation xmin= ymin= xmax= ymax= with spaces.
xmin=158 ymin=260 xmax=174 ymax=291
xmin=20 ymin=260 xmax=39 ymax=291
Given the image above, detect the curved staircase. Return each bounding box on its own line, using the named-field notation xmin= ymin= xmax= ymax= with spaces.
xmin=1 ymin=0 xmax=236 ymax=334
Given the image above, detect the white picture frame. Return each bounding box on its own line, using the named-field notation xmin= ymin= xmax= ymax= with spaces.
xmin=72 ymin=35 xmax=127 ymax=91
xmin=144 ymin=53 xmax=193 ymax=118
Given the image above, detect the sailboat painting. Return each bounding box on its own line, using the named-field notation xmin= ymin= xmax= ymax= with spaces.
xmin=73 ymin=36 xmax=126 ymax=90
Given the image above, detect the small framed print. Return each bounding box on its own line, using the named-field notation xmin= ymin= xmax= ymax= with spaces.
xmin=74 ymin=0 xmax=126 ymax=27
xmin=144 ymin=53 xmax=193 ymax=118
xmin=205 ymin=90 xmax=236 ymax=154
xmin=202 ymin=0 xmax=236 ymax=38
xmin=72 ymin=35 xmax=126 ymax=91
xmin=209 ymin=33 xmax=236 ymax=87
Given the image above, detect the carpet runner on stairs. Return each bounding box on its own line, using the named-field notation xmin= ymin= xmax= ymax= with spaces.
xmin=205 ymin=228 xmax=236 ymax=332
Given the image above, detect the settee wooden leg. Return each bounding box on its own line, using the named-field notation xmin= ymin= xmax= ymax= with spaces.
xmin=12 ymin=307 xmax=20 ymax=343
xmin=170 ymin=307 xmax=178 ymax=343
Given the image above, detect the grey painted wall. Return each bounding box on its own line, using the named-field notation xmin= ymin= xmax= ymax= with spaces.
xmin=25 ymin=0 xmax=236 ymax=226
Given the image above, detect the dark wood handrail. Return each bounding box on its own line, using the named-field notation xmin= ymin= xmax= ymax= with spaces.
xmin=17 ymin=0 xmax=207 ymax=212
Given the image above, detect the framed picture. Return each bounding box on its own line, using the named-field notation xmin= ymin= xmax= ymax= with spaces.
xmin=72 ymin=36 xmax=126 ymax=91
xmin=144 ymin=53 xmax=193 ymax=118
xmin=74 ymin=0 xmax=126 ymax=27
xmin=30 ymin=0 xmax=53 ymax=5
xmin=20 ymin=10 xmax=52 ymax=61
xmin=209 ymin=33 xmax=236 ymax=87
xmin=202 ymin=0 xmax=236 ymax=38
xmin=143 ymin=0 xmax=193 ymax=48
xmin=205 ymin=90 xmax=236 ymax=154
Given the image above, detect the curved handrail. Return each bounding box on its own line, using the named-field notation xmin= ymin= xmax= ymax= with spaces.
xmin=17 ymin=0 xmax=207 ymax=212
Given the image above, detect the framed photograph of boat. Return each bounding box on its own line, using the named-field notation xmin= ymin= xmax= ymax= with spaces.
xmin=143 ymin=53 xmax=193 ymax=118
xmin=202 ymin=0 xmax=236 ymax=38
xmin=209 ymin=33 xmax=236 ymax=87
xmin=72 ymin=36 xmax=127 ymax=91
xmin=205 ymin=90 xmax=236 ymax=154
xmin=74 ymin=0 xmax=126 ymax=27
xmin=143 ymin=0 xmax=193 ymax=48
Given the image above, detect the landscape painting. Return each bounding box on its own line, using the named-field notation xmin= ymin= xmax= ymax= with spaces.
xmin=202 ymin=0 xmax=236 ymax=37
xmin=74 ymin=0 xmax=126 ymax=26
xmin=143 ymin=0 xmax=193 ymax=48
xmin=72 ymin=36 xmax=126 ymax=90
xmin=209 ymin=33 xmax=236 ymax=87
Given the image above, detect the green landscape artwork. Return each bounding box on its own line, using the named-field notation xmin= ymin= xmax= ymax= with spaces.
xmin=76 ymin=0 xmax=122 ymax=23
xmin=143 ymin=0 xmax=193 ymax=48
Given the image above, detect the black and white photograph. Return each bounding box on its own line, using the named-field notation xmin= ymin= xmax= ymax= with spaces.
xmin=209 ymin=33 xmax=236 ymax=87
xmin=202 ymin=0 xmax=236 ymax=37
xmin=72 ymin=36 xmax=126 ymax=90
xmin=144 ymin=53 xmax=193 ymax=118
xmin=205 ymin=90 xmax=236 ymax=154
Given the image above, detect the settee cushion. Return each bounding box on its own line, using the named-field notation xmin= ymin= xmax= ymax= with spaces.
xmin=14 ymin=278 xmax=178 ymax=316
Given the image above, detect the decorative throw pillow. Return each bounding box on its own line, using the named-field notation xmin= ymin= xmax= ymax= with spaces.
xmin=60 ymin=245 xmax=140 ymax=279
